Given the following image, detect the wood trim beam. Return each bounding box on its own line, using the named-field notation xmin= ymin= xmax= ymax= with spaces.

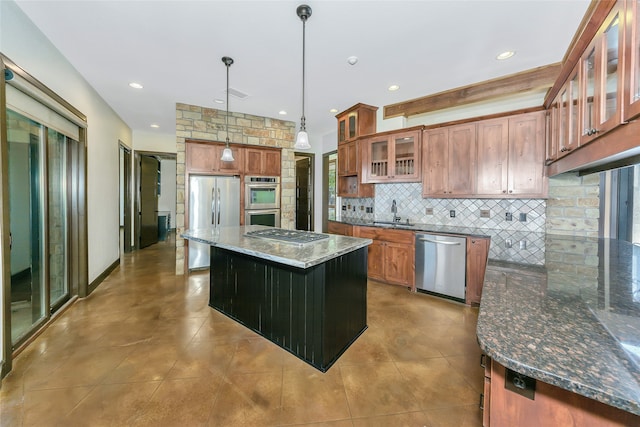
xmin=384 ymin=63 xmax=562 ymax=119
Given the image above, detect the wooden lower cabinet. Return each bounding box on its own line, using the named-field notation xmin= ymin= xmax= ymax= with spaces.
xmin=354 ymin=226 xmax=414 ymax=287
xmin=466 ymin=237 xmax=491 ymax=305
xmin=487 ymin=359 xmax=639 ymax=427
xmin=327 ymin=221 xmax=353 ymax=236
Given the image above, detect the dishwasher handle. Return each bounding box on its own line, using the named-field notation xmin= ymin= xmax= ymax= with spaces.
xmin=418 ymin=238 xmax=462 ymax=246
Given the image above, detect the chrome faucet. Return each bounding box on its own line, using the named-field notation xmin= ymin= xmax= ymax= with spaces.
xmin=391 ymin=199 xmax=400 ymax=222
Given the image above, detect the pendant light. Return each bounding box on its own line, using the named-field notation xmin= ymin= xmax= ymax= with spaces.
xmin=220 ymin=56 xmax=235 ymax=162
xmin=294 ymin=4 xmax=312 ymax=150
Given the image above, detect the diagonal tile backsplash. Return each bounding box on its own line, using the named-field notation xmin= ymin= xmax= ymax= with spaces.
xmin=341 ymin=182 xmax=547 ymax=264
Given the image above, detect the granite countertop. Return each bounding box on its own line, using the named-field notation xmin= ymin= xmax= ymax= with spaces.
xmin=477 ymin=235 xmax=640 ymax=416
xmin=182 ymin=225 xmax=372 ymax=269
xmin=330 ymin=219 xmax=492 ymax=238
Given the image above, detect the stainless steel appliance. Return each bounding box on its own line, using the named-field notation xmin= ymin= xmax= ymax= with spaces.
xmin=245 ymin=176 xmax=280 ymax=210
xmin=245 ymin=228 xmax=328 ymax=244
xmin=415 ymin=233 xmax=467 ymax=301
xmin=245 ymin=209 xmax=280 ymax=227
xmin=188 ymin=175 xmax=240 ymax=270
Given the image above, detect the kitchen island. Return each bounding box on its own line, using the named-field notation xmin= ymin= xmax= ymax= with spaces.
xmin=182 ymin=226 xmax=372 ymax=372
xmin=477 ymin=235 xmax=640 ymax=426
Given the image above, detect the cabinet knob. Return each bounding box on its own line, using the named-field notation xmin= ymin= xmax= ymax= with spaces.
xmin=502 ymin=190 xmax=507 ymax=193
xmin=509 ymin=190 xmax=513 ymax=193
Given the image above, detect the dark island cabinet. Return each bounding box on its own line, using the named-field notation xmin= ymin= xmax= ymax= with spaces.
xmin=209 ymin=246 xmax=368 ymax=372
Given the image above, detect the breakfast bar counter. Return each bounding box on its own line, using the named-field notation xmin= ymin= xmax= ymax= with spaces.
xmin=182 ymin=226 xmax=372 ymax=372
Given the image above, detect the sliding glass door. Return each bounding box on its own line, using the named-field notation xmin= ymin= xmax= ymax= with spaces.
xmin=7 ymin=110 xmax=46 ymax=343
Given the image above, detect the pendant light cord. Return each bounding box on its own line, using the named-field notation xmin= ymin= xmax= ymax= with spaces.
xmin=226 ymin=60 xmax=230 ymax=145
xmin=301 ymin=16 xmax=306 ymax=130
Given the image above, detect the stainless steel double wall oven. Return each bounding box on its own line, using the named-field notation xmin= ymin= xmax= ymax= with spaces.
xmin=244 ymin=176 xmax=281 ymax=227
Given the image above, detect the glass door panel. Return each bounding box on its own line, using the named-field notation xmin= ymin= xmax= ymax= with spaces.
xmin=369 ymin=139 xmax=388 ymax=178
xmin=583 ymin=46 xmax=596 ymax=138
xmin=570 ymin=71 xmax=580 ymax=148
xmin=348 ymin=114 xmax=357 ymax=140
xmin=47 ymin=129 xmax=70 ymax=310
xmin=602 ymin=12 xmax=619 ymax=123
xmin=7 ymin=110 xmax=46 ymax=344
xmin=394 ymin=135 xmax=415 ymax=177
xmin=635 ymin=1 xmax=640 ymax=107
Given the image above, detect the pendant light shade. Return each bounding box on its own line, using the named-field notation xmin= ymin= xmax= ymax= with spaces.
xmin=221 ymin=56 xmax=235 ymax=162
xmin=294 ymin=4 xmax=312 ymax=150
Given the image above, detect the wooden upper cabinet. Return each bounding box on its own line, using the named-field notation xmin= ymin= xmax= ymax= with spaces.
xmin=580 ymin=2 xmax=624 ymax=145
xmin=476 ymin=111 xmax=546 ymax=197
xmin=423 ymin=124 xmax=476 ymax=197
xmin=624 ymin=0 xmax=640 ymax=121
xmin=337 ymin=141 xmax=358 ymax=176
xmin=336 ymin=103 xmax=378 ymax=144
xmin=476 ymin=118 xmax=509 ymax=195
xmin=508 ymin=112 xmax=546 ymax=196
xmin=362 ymin=130 xmax=421 ymax=183
xmin=244 ymin=147 xmax=281 ymax=176
xmin=186 ymin=141 xmax=243 ymax=174
xmin=553 ymin=64 xmax=581 ymax=159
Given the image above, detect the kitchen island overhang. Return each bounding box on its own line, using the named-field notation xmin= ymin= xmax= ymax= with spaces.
xmin=182 ymin=226 xmax=372 ymax=372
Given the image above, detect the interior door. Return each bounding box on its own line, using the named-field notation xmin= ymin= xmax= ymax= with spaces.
xmin=296 ymin=156 xmax=311 ymax=231
xmin=139 ymin=155 xmax=158 ymax=248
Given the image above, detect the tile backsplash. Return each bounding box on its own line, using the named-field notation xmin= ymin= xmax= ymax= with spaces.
xmin=341 ymin=183 xmax=547 ymax=265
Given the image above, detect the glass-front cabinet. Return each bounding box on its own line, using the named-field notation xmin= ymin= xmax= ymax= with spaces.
xmin=624 ymin=0 xmax=640 ymax=120
xmin=336 ymin=103 xmax=378 ymax=144
xmin=581 ymin=2 xmax=624 ymax=145
xmin=554 ymin=64 xmax=581 ymax=159
xmin=362 ymin=129 xmax=421 ymax=183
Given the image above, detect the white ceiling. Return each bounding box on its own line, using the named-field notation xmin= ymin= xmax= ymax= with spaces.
xmin=15 ymin=0 xmax=591 ymax=141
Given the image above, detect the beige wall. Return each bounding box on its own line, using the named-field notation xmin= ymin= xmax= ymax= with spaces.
xmin=174 ymin=103 xmax=296 ymax=274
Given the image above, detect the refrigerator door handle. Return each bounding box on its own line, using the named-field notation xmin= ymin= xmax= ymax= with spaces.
xmin=211 ymin=187 xmax=216 ymax=226
xmin=217 ymin=188 xmax=221 ymax=225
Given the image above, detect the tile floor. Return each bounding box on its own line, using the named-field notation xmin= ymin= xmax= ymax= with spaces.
xmin=0 ymin=233 xmax=484 ymax=426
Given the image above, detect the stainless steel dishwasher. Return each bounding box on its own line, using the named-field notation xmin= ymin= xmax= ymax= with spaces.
xmin=415 ymin=234 xmax=467 ymax=301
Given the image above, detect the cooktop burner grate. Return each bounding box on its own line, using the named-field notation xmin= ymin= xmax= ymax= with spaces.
xmin=245 ymin=228 xmax=329 ymax=244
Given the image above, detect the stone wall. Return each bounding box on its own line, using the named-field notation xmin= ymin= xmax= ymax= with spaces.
xmin=545 ymin=172 xmax=600 ymax=238
xmin=174 ymin=103 xmax=296 ymax=275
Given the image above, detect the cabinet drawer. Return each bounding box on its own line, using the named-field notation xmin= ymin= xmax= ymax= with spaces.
xmin=356 ymin=226 xmax=414 ymax=244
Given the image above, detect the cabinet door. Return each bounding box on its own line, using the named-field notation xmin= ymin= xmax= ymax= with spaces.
xmin=338 ymin=116 xmax=347 ymax=143
xmin=423 ymin=128 xmax=448 ymax=196
xmin=596 ymin=4 xmax=624 ymax=135
xmin=366 ymin=135 xmax=390 ymax=181
xmin=546 ymin=99 xmax=558 ymax=164
xmin=262 ymin=150 xmax=281 ymax=176
xmin=477 ymin=118 xmax=509 ymax=195
xmin=384 ymin=242 xmax=413 ymax=286
xmin=244 ymin=148 xmax=263 ymax=175
xmin=346 ymin=141 xmax=358 ymax=175
xmin=624 ymin=0 xmax=640 ymax=121
xmin=508 ymin=112 xmax=546 ymax=196
xmin=581 ymin=42 xmax=598 ymax=145
xmin=337 ymin=144 xmax=349 ymax=176
xmin=447 ymin=124 xmax=476 ymax=195
xmin=186 ymin=143 xmax=216 ymax=172
xmin=215 ymin=145 xmax=243 ymax=174
xmin=391 ymin=131 xmax=421 ymax=182
xmin=367 ymin=240 xmax=385 ymax=281
xmin=466 ymin=237 xmax=490 ymax=305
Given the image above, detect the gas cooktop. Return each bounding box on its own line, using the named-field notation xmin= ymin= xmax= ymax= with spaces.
xmin=245 ymin=228 xmax=329 ymax=245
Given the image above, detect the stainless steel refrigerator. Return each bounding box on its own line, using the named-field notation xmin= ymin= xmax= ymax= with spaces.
xmin=188 ymin=175 xmax=240 ymax=270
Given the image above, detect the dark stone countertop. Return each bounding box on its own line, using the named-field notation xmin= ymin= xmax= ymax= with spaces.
xmin=477 ymin=235 xmax=640 ymax=416
xmin=329 ymin=219 xmax=492 ymax=238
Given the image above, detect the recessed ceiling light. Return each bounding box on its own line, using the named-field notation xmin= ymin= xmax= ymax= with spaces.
xmin=388 ymin=84 xmax=400 ymax=91
xmin=279 ymin=110 xmax=287 ymax=115
xmin=496 ymin=51 xmax=515 ymax=60
xmin=329 ymin=108 xmax=338 ymax=113
xmin=347 ymin=56 xmax=358 ymax=65
xmin=150 ymin=124 xmax=160 ymax=128
xmin=214 ymin=99 xmax=225 ymax=104
xmin=128 ymin=82 xmax=143 ymax=89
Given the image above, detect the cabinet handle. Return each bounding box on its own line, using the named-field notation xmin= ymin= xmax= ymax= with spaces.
xmin=509 ymin=190 xmax=513 ymax=193
xmin=584 ymin=128 xmax=599 ymax=136
xmin=480 ymin=354 xmax=486 ymax=368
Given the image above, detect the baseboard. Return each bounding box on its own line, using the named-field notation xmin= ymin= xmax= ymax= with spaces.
xmin=88 ymin=258 xmax=120 ymax=295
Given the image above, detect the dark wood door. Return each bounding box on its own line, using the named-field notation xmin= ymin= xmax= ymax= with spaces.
xmin=296 ymin=157 xmax=311 ymax=231
xmin=139 ymin=155 xmax=159 ymax=248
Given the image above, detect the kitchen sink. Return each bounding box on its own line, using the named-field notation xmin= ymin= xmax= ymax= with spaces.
xmin=373 ymin=220 xmax=415 ymax=228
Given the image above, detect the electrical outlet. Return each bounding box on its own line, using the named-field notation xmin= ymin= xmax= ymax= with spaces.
xmin=520 ymin=240 xmax=527 ymax=250
xmin=360 ymin=205 xmax=364 ymax=211
xmin=505 ymin=239 xmax=513 ymax=248
xmin=519 ymin=212 xmax=527 ymax=222
xmin=505 ymin=212 xmax=513 ymax=221
xmin=425 ymin=207 xmax=434 ymax=215
xmin=342 ymin=205 xmax=347 ymax=211
xmin=480 ymin=209 xmax=490 ymax=218
xmin=449 ymin=210 xmax=456 ymax=218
